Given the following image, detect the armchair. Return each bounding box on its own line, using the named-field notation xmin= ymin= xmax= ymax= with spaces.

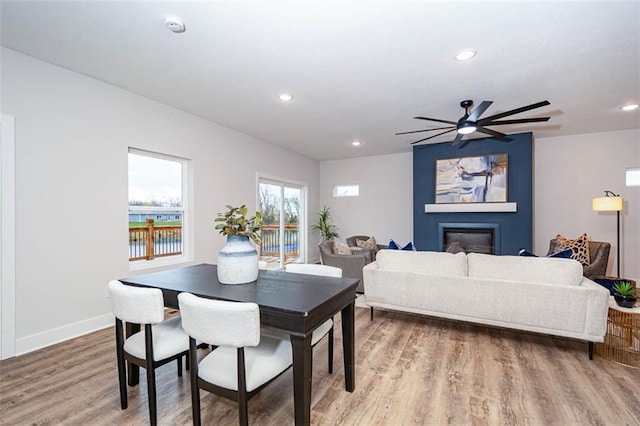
xmin=547 ymin=239 xmax=611 ymax=278
xmin=319 ymin=240 xmax=370 ymax=292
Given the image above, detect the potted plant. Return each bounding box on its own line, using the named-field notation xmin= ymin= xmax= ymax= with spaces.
xmin=612 ymin=280 xmax=637 ymax=308
xmin=214 ymin=205 xmax=263 ymax=284
xmin=311 ymin=206 xmax=339 ymax=241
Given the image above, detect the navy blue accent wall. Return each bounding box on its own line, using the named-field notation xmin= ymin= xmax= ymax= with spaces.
xmin=413 ymin=132 xmax=533 ymax=255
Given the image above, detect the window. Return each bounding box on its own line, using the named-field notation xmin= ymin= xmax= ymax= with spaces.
xmin=626 ymin=167 xmax=640 ymax=187
xmin=128 ymin=148 xmax=189 ymax=267
xmin=333 ymin=184 xmax=359 ymax=197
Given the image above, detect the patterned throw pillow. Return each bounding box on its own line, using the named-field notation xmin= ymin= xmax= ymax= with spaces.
xmin=356 ymin=236 xmax=378 ymax=253
xmin=554 ymin=233 xmax=591 ymax=266
xmin=332 ymin=240 xmax=352 ymax=255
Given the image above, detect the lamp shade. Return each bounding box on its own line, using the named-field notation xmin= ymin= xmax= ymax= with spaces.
xmin=592 ymin=196 xmax=623 ymax=211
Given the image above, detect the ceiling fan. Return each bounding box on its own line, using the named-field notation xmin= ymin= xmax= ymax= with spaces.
xmin=396 ymin=99 xmax=551 ymax=148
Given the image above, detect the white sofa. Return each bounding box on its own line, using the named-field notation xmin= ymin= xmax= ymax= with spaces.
xmin=363 ymin=250 xmax=610 ymax=358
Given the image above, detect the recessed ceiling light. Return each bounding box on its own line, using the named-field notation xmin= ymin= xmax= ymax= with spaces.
xmin=351 ymin=140 xmax=361 ymax=146
xmin=278 ymin=94 xmax=293 ymax=102
xmin=165 ymin=15 xmax=185 ymax=33
xmin=455 ymin=49 xmax=477 ymax=61
xmin=621 ymin=103 xmax=639 ymax=111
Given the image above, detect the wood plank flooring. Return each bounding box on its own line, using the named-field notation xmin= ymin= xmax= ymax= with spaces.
xmin=2 ymin=306 xmax=639 ymax=425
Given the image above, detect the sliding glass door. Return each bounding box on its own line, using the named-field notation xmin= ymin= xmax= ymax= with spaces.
xmin=259 ymin=179 xmax=304 ymax=268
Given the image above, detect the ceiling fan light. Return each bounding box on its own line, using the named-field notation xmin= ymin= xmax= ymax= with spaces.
xmin=457 ymin=124 xmax=476 ymax=135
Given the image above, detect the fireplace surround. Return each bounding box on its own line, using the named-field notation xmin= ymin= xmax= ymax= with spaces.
xmin=413 ymin=132 xmax=533 ymax=255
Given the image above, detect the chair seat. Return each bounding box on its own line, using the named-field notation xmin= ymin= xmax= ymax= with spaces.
xmin=198 ymin=335 xmax=292 ymax=392
xmin=260 ymin=318 xmax=332 ymax=347
xmin=124 ymin=316 xmax=190 ymax=361
xmin=311 ymin=319 xmax=333 ymax=346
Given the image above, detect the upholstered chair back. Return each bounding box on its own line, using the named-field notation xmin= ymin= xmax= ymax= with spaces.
xmin=547 ymin=239 xmax=611 ymax=278
xmin=108 ymin=280 xmax=164 ymax=324
xmin=178 ymin=292 xmax=260 ymax=348
xmin=285 ymin=263 xmax=342 ymax=278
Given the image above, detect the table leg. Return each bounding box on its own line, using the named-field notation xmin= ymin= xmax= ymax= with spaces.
xmin=290 ymin=333 xmax=312 ymax=426
xmin=125 ymin=322 xmax=140 ymax=386
xmin=341 ymin=301 xmax=355 ymax=392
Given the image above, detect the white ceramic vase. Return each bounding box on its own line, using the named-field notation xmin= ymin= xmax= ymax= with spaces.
xmin=217 ymin=235 xmax=259 ymax=284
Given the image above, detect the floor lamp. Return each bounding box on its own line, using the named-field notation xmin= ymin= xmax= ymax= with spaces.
xmin=592 ymin=191 xmax=623 ymax=277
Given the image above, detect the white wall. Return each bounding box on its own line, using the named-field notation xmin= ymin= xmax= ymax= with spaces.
xmin=319 ymin=152 xmax=413 ymax=248
xmin=534 ymin=130 xmax=639 ymax=282
xmin=319 ymin=130 xmax=640 ymax=282
xmin=1 ymin=48 xmax=319 ymax=355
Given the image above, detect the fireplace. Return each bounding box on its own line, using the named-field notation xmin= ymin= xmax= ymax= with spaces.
xmin=438 ymin=223 xmax=501 ymax=255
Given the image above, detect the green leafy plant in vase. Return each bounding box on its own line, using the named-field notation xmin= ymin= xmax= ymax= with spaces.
xmin=215 ymin=204 xmax=263 ymax=245
xmin=612 ymin=280 xmax=637 ymax=308
xmin=311 ymin=206 xmax=339 ymax=241
xmin=214 ymin=205 xmax=263 ymax=284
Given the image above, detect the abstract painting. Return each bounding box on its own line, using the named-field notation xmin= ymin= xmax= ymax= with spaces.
xmin=435 ymin=154 xmax=508 ymax=203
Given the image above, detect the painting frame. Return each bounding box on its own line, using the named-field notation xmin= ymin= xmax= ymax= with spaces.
xmin=435 ymin=153 xmax=508 ymax=204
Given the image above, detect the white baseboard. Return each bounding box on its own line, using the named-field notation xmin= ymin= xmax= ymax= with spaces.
xmin=14 ymin=313 xmax=114 ymax=357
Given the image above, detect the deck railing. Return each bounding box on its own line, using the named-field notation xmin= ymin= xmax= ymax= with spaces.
xmin=128 ymin=220 xmax=298 ymax=262
xmin=261 ymin=224 xmax=299 ymax=260
xmin=129 ymin=219 xmax=182 ymax=261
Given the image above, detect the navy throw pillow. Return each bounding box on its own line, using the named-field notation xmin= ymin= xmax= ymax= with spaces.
xmin=592 ymin=277 xmax=617 ymax=296
xmin=388 ymin=240 xmax=413 ymax=250
xmin=518 ymin=248 xmax=572 ymax=259
xmin=549 ymin=249 xmax=572 ymax=259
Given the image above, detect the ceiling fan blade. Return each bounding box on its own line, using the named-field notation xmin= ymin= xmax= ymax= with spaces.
xmin=410 ymin=128 xmax=456 ymax=145
xmin=475 ymin=126 xmax=509 ymax=139
xmin=451 ymin=133 xmax=465 ymax=147
xmin=478 ymin=100 xmax=550 ymax=124
xmin=395 ymin=126 xmax=456 ymax=136
xmin=467 ymin=101 xmax=493 ymax=121
xmin=480 ymin=117 xmax=550 ymax=126
xmin=455 ymin=138 xmax=473 ymax=149
xmin=414 ymin=116 xmax=457 ymax=125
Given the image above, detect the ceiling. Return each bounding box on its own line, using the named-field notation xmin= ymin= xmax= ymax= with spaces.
xmin=1 ymin=1 xmax=639 ymax=161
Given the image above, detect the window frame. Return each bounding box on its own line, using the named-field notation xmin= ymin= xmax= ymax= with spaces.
xmin=128 ymin=148 xmax=192 ymax=270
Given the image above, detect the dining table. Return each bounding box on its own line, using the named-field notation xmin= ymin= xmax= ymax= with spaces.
xmin=119 ymin=263 xmax=358 ymax=425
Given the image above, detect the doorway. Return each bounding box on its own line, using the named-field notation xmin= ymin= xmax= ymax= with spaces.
xmin=258 ymin=178 xmax=305 ymax=269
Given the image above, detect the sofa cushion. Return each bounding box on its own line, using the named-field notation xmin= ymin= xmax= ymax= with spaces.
xmin=376 ymin=250 xmax=467 ymax=276
xmin=467 ymin=253 xmax=583 ymax=286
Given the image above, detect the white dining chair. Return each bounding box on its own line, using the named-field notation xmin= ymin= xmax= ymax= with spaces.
xmin=178 ymin=292 xmax=293 ymax=426
xmin=284 ymin=263 xmax=342 ymax=373
xmin=108 ymin=280 xmax=190 ymax=426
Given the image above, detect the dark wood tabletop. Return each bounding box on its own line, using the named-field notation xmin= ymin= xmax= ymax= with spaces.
xmin=120 ymin=263 xmax=358 ymax=425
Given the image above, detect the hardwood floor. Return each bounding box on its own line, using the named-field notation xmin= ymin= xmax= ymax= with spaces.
xmin=2 ymin=306 xmax=639 ymax=425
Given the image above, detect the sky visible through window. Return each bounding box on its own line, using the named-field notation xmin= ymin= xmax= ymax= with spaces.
xmin=128 ymin=153 xmax=182 ymax=206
